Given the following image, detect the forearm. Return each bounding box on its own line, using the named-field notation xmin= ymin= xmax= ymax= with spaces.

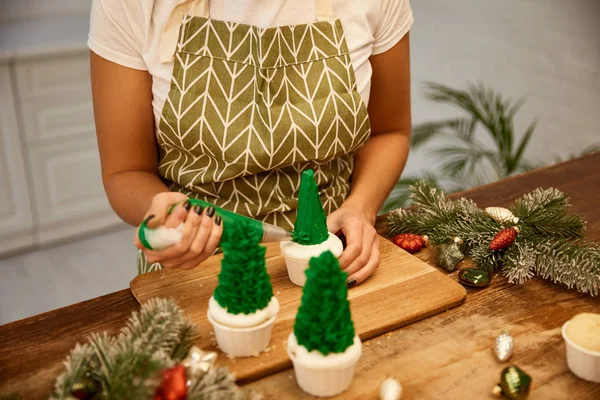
xmin=345 ymin=131 xmax=410 ymax=222
xmin=104 ymin=170 xmax=170 ymax=226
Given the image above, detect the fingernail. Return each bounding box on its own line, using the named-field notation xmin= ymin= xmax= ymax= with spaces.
xmin=144 ymin=215 xmax=155 ymax=224
xmin=194 ymin=205 xmax=203 ymax=214
xmin=215 ymin=216 xmax=222 ymax=226
xmin=347 ymin=279 xmax=357 ymax=288
xmin=206 ymin=207 xmax=215 ymax=218
xmin=183 ymin=200 xmax=192 ymax=211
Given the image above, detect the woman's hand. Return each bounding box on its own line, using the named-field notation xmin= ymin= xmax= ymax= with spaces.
xmin=327 ymin=203 xmax=380 ymax=287
xmin=134 ymin=192 xmax=223 ymax=269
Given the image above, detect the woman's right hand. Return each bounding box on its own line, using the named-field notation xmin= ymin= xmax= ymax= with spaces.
xmin=134 ymin=192 xmax=223 ymax=269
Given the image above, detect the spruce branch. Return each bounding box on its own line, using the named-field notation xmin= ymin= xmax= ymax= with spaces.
xmin=387 ymin=181 xmax=599 ymax=296
xmin=470 ymin=244 xmax=505 ymax=273
xmin=534 ymin=239 xmax=600 ymax=296
xmin=511 ymin=188 xmax=585 ymax=238
xmin=50 ymin=344 xmax=94 ymax=400
xmin=188 ymin=367 xmax=261 ymax=400
xmin=502 ymin=242 xmax=536 ymax=284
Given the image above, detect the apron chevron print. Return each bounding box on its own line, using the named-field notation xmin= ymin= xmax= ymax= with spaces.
xmin=138 ymin=0 xmax=371 ymax=274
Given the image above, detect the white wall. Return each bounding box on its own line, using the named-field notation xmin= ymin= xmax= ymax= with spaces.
xmin=0 ymin=0 xmax=92 ymax=23
xmin=404 ymin=0 xmax=600 ymax=177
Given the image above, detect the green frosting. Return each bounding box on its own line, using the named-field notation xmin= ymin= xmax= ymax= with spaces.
xmin=293 ymin=169 xmax=329 ymax=245
xmin=294 ymin=251 xmax=355 ymax=355
xmin=213 ymin=219 xmax=273 ymax=314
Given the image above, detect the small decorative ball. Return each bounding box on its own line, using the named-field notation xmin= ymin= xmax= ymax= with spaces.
xmin=490 ymin=228 xmax=518 ymax=251
xmin=392 ymin=233 xmax=426 ymax=254
xmin=154 ymin=364 xmax=188 ymax=400
xmin=71 ymin=376 xmax=99 ymax=400
xmin=436 ymin=241 xmax=465 ymax=272
xmin=493 ymin=365 xmax=532 ymax=400
xmin=458 ymin=268 xmax=491 ymax=288
xmin=380 ymin=377 xmax=402 ymax=400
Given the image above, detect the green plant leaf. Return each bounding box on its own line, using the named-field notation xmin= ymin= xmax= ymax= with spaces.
xmin=510 ymin=119 xmax=538 ymax=174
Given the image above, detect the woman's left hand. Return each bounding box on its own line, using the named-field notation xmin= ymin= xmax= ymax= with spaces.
xmin=327 ymin=203 xmax=380 ymax=287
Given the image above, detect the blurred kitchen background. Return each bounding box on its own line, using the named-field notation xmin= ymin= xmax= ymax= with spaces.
xmin=0 ymin=0 xmax=598 ymax=324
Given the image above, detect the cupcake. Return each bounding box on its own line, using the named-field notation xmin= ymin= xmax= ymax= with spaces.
xmin=562 ymin=312 xmax=600 ymax=382
xmin=280 ymin=169 xmax=343 ymax=286
xmin=287 ymin=251 xmax=361 ymax=397
xmin=208 ymin=220 xmax=279 ymax=357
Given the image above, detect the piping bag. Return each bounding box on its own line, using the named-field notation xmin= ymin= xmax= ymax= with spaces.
xmin=137 ymin=198 xmax=292 ymax=251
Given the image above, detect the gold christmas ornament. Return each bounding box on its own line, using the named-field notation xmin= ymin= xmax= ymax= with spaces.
xmin=486 ymin=207 xmax=519 ymax=225
xmin=183 ymin=346 xmax=218 ymax=383
xmin=493 ymin=332 xmax=514 ymax=362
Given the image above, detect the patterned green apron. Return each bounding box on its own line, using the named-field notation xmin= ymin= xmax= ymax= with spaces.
xmin=138 ymin=0 xmax=371 ymax=273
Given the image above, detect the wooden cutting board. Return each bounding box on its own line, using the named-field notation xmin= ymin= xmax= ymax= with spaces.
xmin=130 ymin=236 xmax=466 ymax=383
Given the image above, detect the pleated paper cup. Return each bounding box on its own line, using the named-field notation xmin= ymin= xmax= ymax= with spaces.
xmin=208 ymin=311 xmax=276 ymax=358
xmin=280 ymin=233 xmax=343 ymax=287
xmin=283 ymin=256 xmax=310 ymax=286
xmin=562 ymin=321 xmax=600 ymax=383
xmin=287 ymin=334 xmax=362 ymax=397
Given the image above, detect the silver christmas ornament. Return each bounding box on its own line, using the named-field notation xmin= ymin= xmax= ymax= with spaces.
xmin=494 ymin=332 xmax=514 ymax=362
xmin=486 ymin=207 xmax=519 ymax=225
xmin=380 ymin=377 xmax=402 ymax=400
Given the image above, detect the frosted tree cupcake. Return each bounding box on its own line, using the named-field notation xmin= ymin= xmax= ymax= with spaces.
xmin=207 ymin=220 xmax=279 ymax=357
xmin=287 ymin=251 xmax=362 ymax=397
xmin=280 ymin=169 xmax=343 ymax=286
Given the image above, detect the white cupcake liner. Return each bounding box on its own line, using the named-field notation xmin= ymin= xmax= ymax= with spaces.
xmin=291 ymin=361 xmax=357 ymax=397
xmin=562 ymin=321 xmax=600 ymax=383
xmin=208 ymin=311 xmax=276 ymax=357
xmin=287 ymin=333 xmax=361 ymax=397
xmin=283 ymin=256 xmax=310 ymax=286
xmin=280 ymin=233 xmax=343 ymax=287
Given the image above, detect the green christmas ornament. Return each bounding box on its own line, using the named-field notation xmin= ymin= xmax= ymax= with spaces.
xmin=213 ymin=219 xmax=274 ymax=314
xmin=493 ymin=365 xmax=532 ymax=400
xmin=294 ymin=251 xmax=355 ymax=355
xmin=293 ymin=169 xmax=329 ymax=246
xmin=458 ymin=268 xmax=491 ymax=288
xmin=436 ymin=238 xmax=465 ymax=272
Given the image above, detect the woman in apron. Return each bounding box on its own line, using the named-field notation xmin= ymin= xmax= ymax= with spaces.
xmin=89 ymin=0 xmax=413 ymax=285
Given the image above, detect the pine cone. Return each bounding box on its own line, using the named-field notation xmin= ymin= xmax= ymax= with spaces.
xmin=490 ymin=228 xmax=518 ymax=251
xmin=392 ymin=233 xmax=426 ymax=253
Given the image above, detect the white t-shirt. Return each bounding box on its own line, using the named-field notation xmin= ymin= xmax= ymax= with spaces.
xmin=88 ymin=0 xmax=413 ymax=127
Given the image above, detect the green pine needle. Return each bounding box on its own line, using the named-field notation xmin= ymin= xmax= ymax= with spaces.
xmin=387 ymin=182 xmax=599 ymax=296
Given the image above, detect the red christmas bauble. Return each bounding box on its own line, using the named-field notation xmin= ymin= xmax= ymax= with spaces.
xmin=154 ymin=364 xmax=187 ymax=400
xmin=489 ymin=227 xmax=518 ymax=251
xmin=392 ymin=233 xmax=426 ymax=253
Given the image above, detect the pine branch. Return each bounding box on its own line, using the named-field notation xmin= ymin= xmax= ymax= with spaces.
xmin=51 ymin=299 xmax=204 ymax=400
xmin=188 ymin=367 xmax=261 ymax=400
xmin=511 ymin=188 xmax=585 ymax=238
xmin=533 ymin=239 xmax=600 ymax=296
xmin=50 ymin=344 xmax=94 ymax=400
xmin=470 ymin=243 xmax=505 ymax=273
xmin=409 ymin=181 xmax=454 ymax=215
xmin=501 ymin=241 xmax=536 ymax=284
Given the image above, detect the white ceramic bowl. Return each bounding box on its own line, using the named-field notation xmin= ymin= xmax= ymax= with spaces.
xmin=280 ymin=233 xmax=343 ymax=287
xmin=208 ymin=311 xmax=276 ymax=358
xmin=562 ymin=320 xmax=600 ymax=383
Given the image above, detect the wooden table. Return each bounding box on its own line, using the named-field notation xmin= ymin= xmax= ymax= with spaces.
xmin=1 ymin=153 xmax=599 ymax=399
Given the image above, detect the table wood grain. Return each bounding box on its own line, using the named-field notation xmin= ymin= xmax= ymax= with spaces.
xmin=1 ymin=152 xmax=599 ymax=399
